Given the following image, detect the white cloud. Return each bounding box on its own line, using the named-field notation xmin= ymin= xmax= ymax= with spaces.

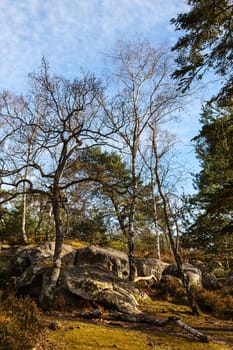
xmin=0 ymin=0 xmax=203 ymax=192
xmin=0 ymin=0 xmax=187 ymax=92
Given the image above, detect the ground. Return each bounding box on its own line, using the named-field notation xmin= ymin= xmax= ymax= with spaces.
xmin=41 ymin=299 xmax=233 ymax=350
xmin=1 ymin=244 xmax=233 ymax=349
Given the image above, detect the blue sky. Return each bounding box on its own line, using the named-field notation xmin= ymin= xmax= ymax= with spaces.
xmin=0 ymin=0 xmax=204 ymax=192
xmin=0 ymin=0 xmax=188 ymax=92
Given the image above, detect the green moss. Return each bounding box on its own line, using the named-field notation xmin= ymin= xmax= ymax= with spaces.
xmin=48 ymin=318 xmax=229 ymax=350
xmin=47 ymin=298 xmax=233 ymax=350
xmin=64 ymin=240 xmax=88 ymax=249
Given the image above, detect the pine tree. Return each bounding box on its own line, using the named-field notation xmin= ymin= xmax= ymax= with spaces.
xmin=183 ymin=104 xmax=233 ymax=257
xmin=171 ymin=0 xmax=233 ymax=106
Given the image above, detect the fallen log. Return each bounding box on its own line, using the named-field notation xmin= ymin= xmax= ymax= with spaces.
xmin=171 ymin=317 xmax=209 ymax=343
xmin=106 ymin=312 xmax=210 ymax=343
xmin=79 ymin=308 xmax=210 ymax=343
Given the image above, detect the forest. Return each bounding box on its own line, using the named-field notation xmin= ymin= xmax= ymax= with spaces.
xmin=0 ymin=1 xmax=233 ymax=349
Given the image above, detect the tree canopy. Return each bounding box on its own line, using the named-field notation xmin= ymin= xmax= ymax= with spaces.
xmin=171 ymin=0 xmax=233 ymax=106
xmin=183 ymin=104 xmax=233 ymax=256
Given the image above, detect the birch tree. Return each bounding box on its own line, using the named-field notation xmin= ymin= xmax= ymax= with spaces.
xmin=101 ymin=38 xmax=181 ymax=281
xmin=147 ymin=124 xmax=199 ymax=315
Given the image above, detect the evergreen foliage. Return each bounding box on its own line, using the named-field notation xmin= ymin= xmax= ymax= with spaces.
xmin=172 ymin=0 xmax=233 ymax=106
xmin=0 ymin=203 xmax=37 ymax=244
xmin=183 ymin=105 xmax=233 ymax=257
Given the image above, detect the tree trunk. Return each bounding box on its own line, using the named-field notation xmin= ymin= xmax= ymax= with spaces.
xmin=40 ymin=188 xmax=63 ymax=302
xmin=21 ymin=190 xmax=28 ymax=243
xmin=151 ymin=181 xmax=161 ymax=260
xmin=151 ymin=125 xmax=199 ymax=315
xmin=21 ymin=170 xmax=28 ymax=244
xmin=106 ymin=312 xmax=209 ymax=343
xmin=128 ymin=231 xmax=136 ymax=281
xmin=128 ymin=151 xmax=137 ymax=282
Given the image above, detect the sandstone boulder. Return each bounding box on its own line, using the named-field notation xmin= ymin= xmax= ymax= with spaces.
xmin=135 ymin=258 xmax=169 ymax=280
xmin=74 ymin=245 xmax=129 ymax=279
xmin=189 ymin=259 xmax=206 ymax=272
xmin=62 ymin=265 xmax=147 ymax=314
xmin=163 ymin=263 xmax=202 ymax=288
xmin=7 ymin=243 xmax=149 ymax=313
xmin=202 ymin=272 xmax=219 ymax=290
xmin=10 ymin=242 xmax=76 ymax=296
xmin=11 ymin=242 xmax=76 ymax=276
xmin=209 ymin=261 xmax=223 ymax=271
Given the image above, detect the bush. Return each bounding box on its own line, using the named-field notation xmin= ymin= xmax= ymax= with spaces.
xmin=0 ymin=294 xmax=44 ymax=350
xmin=212 ymin=268 xmax=229 ymax=278
xmin=193 ymin=287 xmax=233 ymax=318
xmin=156 ymin=276 xmax=187 ymax=304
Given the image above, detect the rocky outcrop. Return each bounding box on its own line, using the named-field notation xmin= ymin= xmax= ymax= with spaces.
xmin=74 ymin=245 xmax=129 ymax=279
xmin=9 ymin=243 xmax=226 ymax=313
xmin=163 ymin=263 xmax=203 ymax=288
xmin=6 ymin=242 xmax=149 ymax=313
xmin=135 ymin=258 xmax=169 ymax=281
xmin=62 ymin=265 xmax=147 ymax=314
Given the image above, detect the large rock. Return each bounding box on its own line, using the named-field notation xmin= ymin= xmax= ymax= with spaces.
xmin=163 ymin=263 xmax=202 ymax=288
xmin=62 ymin=265 xmax=147 ymax=314
xmin=189 ymin=259 xmax=206 ymax=272
xmin=202 ymin=272 xmax=219 ymax=290
xmin=135 ymin=258 xmax=169 ymax=280
xmin=11 ymin=242 xmax=76 ymax=276
xmin=74 ymin=245 xmax=129 ymax=279
xmin=7 ymin=243 xmax=148 ymax=313
xmin=10 ymin=242 xmax=76 ymax=297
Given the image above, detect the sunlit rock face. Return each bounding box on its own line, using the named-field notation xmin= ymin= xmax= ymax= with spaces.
xmin=163 ymin=263 xmax=203 ymax=288
xmin=74 ymin=245 xmax=130 ymax=279
xmin=7 ymin=243 xmax=148 ymax=313
xmin=135 ymin=258 xmax=169 ymax=281
xmin=62 ymin=264 xmax=147 ymax=314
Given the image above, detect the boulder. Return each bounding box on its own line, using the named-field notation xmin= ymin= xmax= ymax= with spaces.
xmin=135 ymin=258 xmax=169 ymax=280
xmin=202 ymin=272 xmax=219 ymax=290
xmin=158 ymin=275 xmax=184 ymax=293
xmin=74 ymin=245 xmax=129 ymax=279
xmin=62 ymin=265 xmax=147 ymax=314
xmin=209 ymin=261 xmax=223 ymax=271
xmin=189 ymin=259 xmax=206 ymax=272
xmin=7 ymin=243 xmax=148 ymax=313
xmin=225 ymin=268 xmax=233 ymax=286
xmin=10 ymin=242 xmax=76 ymax=295
xmin=11 ymin=242 xmax=76 ymax=276
xmin=163 ymin=263 xmax=202 ymax=288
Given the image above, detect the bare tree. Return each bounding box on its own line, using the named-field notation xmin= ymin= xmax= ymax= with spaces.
xmin=101 ymin=38 xmax=181 ymax=281
xmin=0 ymin=59 xmax=103 ymax=299
xmin=140 ymin=127 xmax=181 ymax=259
xmin=148 ymin=124 xmax=199 ymax=315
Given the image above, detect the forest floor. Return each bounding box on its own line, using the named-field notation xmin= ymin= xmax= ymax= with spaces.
xmin=1 ymin=244 xmax=233 ymax=349
xmin=41 ymin=298 xmax=233 ymax=350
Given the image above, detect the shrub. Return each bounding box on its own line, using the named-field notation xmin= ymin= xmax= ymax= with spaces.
xmin=213 ymin=268 xmax=229 ymax=278
xmin=156 ymin=276 xmax=187 ymax=304
xmin=193 ymin=287 xmax=233 ymax=318
xmin=0 ymin=294 xmax=44 ymax=350
xmin=193 ymin=288 xmax=217 ymax=313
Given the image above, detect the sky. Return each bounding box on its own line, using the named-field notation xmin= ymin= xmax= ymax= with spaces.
xmin=0 ymin=0 xmax=188 ymax=92
xmin=0 ymin=0 xmax=204 ymax=193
